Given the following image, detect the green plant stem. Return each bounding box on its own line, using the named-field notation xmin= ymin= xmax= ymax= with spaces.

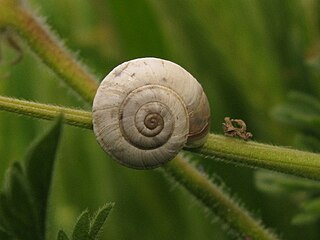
xmin=164 ymin=155 xmax=277 ymax=239
xmin=0 ymin=0 xmax=99 ymax=103
xmin=191 ymin=134 xmax=320 ymax=181
xmin=0 ymin=96 xmax=92 ymax=129
xmin=1 ymin=95 xmax=320 ymax=182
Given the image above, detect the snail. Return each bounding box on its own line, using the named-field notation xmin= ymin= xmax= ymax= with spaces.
xmin=92 ymin=57 xmax=210 ymax=169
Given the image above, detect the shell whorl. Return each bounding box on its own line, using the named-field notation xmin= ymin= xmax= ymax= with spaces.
xmin=92 ymin=57 xmax=210 ymax=169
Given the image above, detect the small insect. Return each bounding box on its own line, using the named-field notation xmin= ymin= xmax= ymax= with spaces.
xmin=223 ymin=117 xmax=253 ymax=140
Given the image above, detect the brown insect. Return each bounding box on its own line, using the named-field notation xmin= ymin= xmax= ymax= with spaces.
xmin=223 ymin=117 xmax=253 ymax=140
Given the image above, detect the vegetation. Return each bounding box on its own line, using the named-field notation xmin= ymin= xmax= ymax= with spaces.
xmin=0 ymin=0 xmax=320 ymax=239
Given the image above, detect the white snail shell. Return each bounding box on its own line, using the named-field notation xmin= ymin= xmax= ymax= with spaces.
xmin=92 ymin=57 xmax=210 ymax=169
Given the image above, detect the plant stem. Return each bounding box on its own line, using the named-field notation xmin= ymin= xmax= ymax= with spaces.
xmin=164 ymin=155 xmax=278 ymax=239
xmin=191 ymin=134 xmax=320 ymax=181
xmin=0 ymin=96 xmax=92 ymax=129
xmin=0 ymin=0 xmax=99 ymax=103
xmin=1 ymin=95 xmax=320 ymax=182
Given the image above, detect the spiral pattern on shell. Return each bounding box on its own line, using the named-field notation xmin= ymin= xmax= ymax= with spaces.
xmin=92 ymin=57 xmax=210 ymax=169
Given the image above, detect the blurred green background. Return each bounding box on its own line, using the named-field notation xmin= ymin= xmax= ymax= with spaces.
xmin=1 ymin=0 xmax=320 ymax=239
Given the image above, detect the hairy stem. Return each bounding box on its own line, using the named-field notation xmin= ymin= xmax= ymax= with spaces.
xmin=0 ymin=0 xmax=99 ymax=103
xmin=164 ymin=155 xmax=277 ymax=239
xmin=0 ymin=96 xmax=92 ymax=129
xmin=191 ymin=134 xmax=320 ymax=181
xmin=1 ymin=95 xmax=320 ymax=182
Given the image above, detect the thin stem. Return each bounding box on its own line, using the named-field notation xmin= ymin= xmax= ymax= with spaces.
xmin=191 ymin=134 xmax=320 ymax=181
xmin=1 ymin=95 xmax=320 ymax=182
xmin=0 ymin=0 xmax=99 ymax=103
xmin=0 ymin=96 xmax=92 ymax=129
xmin=164 ymin=155 xmax=278 ymax=239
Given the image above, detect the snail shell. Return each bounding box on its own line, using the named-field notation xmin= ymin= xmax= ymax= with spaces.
xmin=92 ymin=57 xmax=210 ymax=169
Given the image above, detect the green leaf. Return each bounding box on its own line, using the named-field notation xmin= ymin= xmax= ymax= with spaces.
xmin=3 ymin=163 xmax=37 ymax=224
xmin=291 ymin=198 xmax=320 ymax=225
xmin=89 ymin=203 xmax=114 ymax=239
xmin=0 ymin=117 xmax=63 ymax=240
xmin=285 ymin=91 xmax=320 ymax=114
xmin=294 ymin=134 xmax=320 ymax=153
xmin=255 ymin=170 xmax=320 ymax=194
xmin=24 ymin=116 xmax=63 ymax=236
xmin=256 ymin=170 xmax=320 ymax=226
xmin=59 ymin=203 xmax=114 ymax=240
xmin=57 ymin=230 xmax=70 ymax=240
xmin=291 ymin=213 xmax=319 ymax=225
xmin=1 ymin=162 xmax=39 ymax=239
xmin=0 ymin=193 xmax=35 ymax=240
xmin=291 ymin=198 xmax=320 ymax=224
xmin=301 ymin=198 xmax=320 ymax=213
xmin=272 ymin=91 xmax=320 ymax=136
xmin=72 ymin=210 xmax=90 ymax=240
